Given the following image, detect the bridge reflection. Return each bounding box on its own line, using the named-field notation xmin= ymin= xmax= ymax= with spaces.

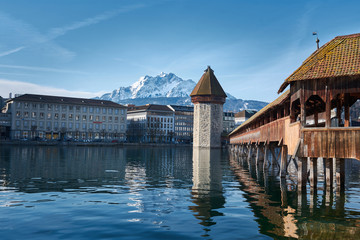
xmin=229 ymin=153 xmax=360 ymax=239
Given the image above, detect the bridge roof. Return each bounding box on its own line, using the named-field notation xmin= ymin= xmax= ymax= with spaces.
xmin=278 ymin=33 xmax=360 ymax=93
xmin=190 ymin=66 xmax=227 ymax=98
xmin=229 ymin=90 xmax=290 ymax=137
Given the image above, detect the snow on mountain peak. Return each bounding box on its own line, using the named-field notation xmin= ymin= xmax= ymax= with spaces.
xmin=97 ymin=72 xmax=237 ymax=103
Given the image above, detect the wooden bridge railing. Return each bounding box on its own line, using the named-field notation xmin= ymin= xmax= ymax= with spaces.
xmin=302 ymin=127 xmax=360 ymax=160
xmin=229 ymin=117 xmax=287 ymax=144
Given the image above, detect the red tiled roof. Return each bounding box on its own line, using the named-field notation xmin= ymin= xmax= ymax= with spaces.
xmin=278 ymin=33 xmax=360 ymax=93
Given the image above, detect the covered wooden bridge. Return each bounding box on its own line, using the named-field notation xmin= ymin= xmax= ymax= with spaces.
xmin=229 ymin=33 xmax=360 ymax=192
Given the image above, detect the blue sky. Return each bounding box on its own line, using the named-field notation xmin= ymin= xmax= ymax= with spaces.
xmin=0 ymin=0 xmax=360 ymax=102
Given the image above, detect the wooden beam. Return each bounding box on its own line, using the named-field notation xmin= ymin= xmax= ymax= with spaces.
xmin=325 ymin=85 xmax=331 ymax=128
xmin=325 ymin=158 xmax=334 ymax=188
xmin=335 ymin=158 xmax=345 ymax=192
xmin=280 ymin=145 xmax=288 ymax=178
xmin=309 ymin=157 xmax=318 ymax=189
xmin=298 ymin=157 xmax=307 ymax=192
xmin=300 ymin=82 xmax=306 ymax=127
xmin=344 ymin=93 xmax=350 ymax=127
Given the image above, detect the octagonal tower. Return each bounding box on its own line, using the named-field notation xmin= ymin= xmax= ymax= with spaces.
xmin=190 ymin=66 xmax=227 ymax=148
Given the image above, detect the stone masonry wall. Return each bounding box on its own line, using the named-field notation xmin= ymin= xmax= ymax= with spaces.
xmin=193 ymin=103 xmax=223 ymax=148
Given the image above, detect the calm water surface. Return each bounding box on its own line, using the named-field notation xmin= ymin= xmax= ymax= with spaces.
xmin=0 ymin=145 xmax=360 ymax=239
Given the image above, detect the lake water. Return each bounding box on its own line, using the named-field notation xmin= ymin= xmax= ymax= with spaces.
xmin=0 ymin=145 xmax=360 ymax=239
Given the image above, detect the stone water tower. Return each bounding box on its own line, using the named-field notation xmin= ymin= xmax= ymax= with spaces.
xmin=190 ymin=66 xmax=227 ymax=148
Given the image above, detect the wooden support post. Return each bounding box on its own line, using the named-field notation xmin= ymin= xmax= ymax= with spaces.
xmin=344 ymin=93 xmax=350 ymax=127
xmin=255 ymin=144 xmax=260 ymax=165
xmin=298 ymin=157 xmax=307 ymax=192
xmin=263 ymin=145 xmax=269 ymax=170
xmin=335 ymin=158 xmax=345 ymax=192
xmin=309 ymin=157 xmax=318 ymax=189
xmin=325 ymin=86 xmax=331 ymax=128
xmin=325 ymin=158 xmax=333 ymax=189
xmin=300 ymin=82 xmax=306 ymax=127
xmin=247 ymin=144 xmax=252 ymax=162
xmin=336 ymin=98 xmax=342 ymax=127
xmin=280 ymin=145 xmax=288 ymax=178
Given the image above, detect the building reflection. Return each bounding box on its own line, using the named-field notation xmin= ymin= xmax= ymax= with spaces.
xmin=229 ymin=153 xmax=360 ymax=239
xmin=190 ymin=147 xmax=225 ymax=231
xmin=0 ymin=145 xmax=194 ymax=193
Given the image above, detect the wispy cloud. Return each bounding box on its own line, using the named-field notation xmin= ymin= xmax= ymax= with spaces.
xmin=0 ymin=79 xmax=106 ymax=98
xmin=48 ymin=4 xmax=145 ymax=40
xmin=0 ymin=64 xmax=88 ymax=74
xmin=0 ymin=4 xmax=146 ymax=59
xmin=0 ymin=46 xmax=25 ymax=57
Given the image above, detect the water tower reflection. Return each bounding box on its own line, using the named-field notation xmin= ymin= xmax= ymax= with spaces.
xmin=190 ymin=147 xmax=225 ymax=229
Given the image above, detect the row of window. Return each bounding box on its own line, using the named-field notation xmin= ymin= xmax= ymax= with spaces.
xmin=147 ymin=123 xmax=173 ymax=129
xmin=147 ymin=117 xmax=173 ymax=123
xmin=16 ymin=102 xmax=125 ymax=115
xmin=16 ymin=111 xmax=125 ymax=122
xmin=15 ymin=120 xmax=125 ymax=131
xmin=174 ymin=127 xmax=192 ymax=132
xmin=14 ymin=131 xmax=126 ymax=140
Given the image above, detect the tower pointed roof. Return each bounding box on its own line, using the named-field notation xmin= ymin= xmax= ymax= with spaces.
xmin=190 ymin=66 xmax=227 ymax=97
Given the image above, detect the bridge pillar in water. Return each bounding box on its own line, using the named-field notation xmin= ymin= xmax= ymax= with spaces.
xmin=325 ymin=158 xmax=334 ymax=189
xmin=280 ymin=145 xmax=288 ymax=178
xmin=309 ymin=157 xmax=318 ymax=189
xmin=298 ymin=157 xmax=307 ymax=192
xmin=335 ymin=158 xmax=345 ymax=192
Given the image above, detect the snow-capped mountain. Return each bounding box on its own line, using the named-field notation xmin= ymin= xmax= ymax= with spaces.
xmin=96 ymin=72 xmax=267 ymax=112
xmin=98 ymin=72 xmax=237 ymax=101
xmin=99 ymin=73 xmax=192 ymax=100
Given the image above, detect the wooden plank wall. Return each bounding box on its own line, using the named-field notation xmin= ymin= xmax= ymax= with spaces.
xmin=302 ymin=128 xmax=360 ymax=160
xmin=229 ymin=117 xmax=286 ymax=144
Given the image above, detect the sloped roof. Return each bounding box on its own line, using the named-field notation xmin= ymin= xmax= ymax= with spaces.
xmin=11 ymin=94 xmax=125 ymax=108
xmin=278 ymin=33 xmax=360 ymax=93
xmin=234 ymin=109 xmax=258 ymax=118
xmin=127 ymin=104 xmax=173 ymax=113
xmin=190 ymin=66 xmax=227 ymax=97
xmin=229 ymin=90 xmax=290 ymax=137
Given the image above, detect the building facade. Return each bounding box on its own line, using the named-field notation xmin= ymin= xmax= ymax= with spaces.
xmin=223 ymin=111 xmax=235 ymax=134
xmin=168 ymin=105 xmax=193 ymax=143
xmin=3 ymin=94 xmax=127 ymax=141
xmin=234 ymin=109 xmax=257 ymax=126
xmin=127 ymin=104 xmax=174 ymax=143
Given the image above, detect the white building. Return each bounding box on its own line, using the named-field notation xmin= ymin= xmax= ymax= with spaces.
xmin=3 ymin=94 xmax=127 ymax=141
xmin=127 ymin=104 xmax=174 ymax=143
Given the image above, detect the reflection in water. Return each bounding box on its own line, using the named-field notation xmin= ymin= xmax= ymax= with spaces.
xmin=190 ymin=147 xmax=225 ymax=234
xmin=229 ymin=153 xmax=360 ymax=239
xmin=1 ymin=145 xmax=360 ymax=239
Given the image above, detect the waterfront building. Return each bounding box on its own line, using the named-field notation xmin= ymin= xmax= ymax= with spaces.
xmin=168 ymin=105 xmax=194 ymax=143
xmin=0 ymin=96 xmax=5 ymax=109
xmin=234 ymin=109 xmax=257 ymax=126
xmin=127 ymin=104 xmax=174 ymax=143
xmin=3 ymin=94 xmax=127 ymax=141
xmin=223 ymin=111 xmax=235 ymax=134
xmin=191 ymin=66 xmax=227 ymax=148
